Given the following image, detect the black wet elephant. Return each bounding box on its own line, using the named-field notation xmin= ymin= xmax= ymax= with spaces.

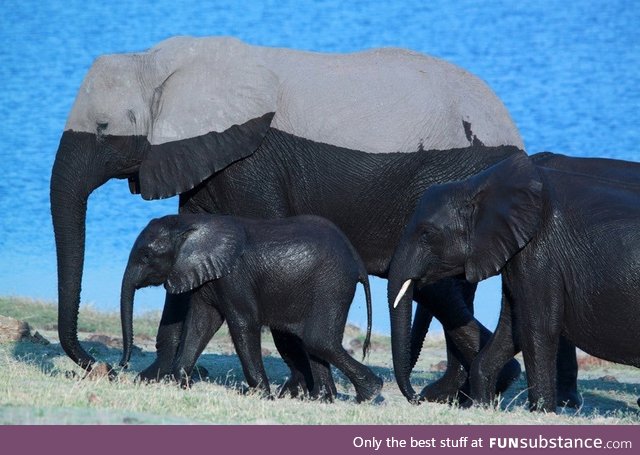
xmin=388 ymin=152 xmax=640 ymax=412
xmin=119 ymin=214 xmax=382 ymax=402
xmin=50 ymin=36 xmax=573 ymax=402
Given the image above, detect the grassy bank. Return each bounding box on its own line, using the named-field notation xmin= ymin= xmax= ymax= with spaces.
xmin=0 ymin=297 xmax=638 ymax=424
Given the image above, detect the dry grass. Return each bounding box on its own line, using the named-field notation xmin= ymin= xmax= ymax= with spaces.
xmin=0 ymin=297 xmax=638 ymax=424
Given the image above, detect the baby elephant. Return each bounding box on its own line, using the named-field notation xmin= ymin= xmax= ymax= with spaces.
xmin=120 ymin=214 xmax=383 ymax=402
xmin=388 ymin=151 xmax=640 ymax=412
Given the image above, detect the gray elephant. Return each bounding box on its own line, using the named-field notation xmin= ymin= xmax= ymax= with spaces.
xmin=52 ymin=35 xmax=573 ymax=402
xmin=120 ymin=214 xmax=382 ymax=402
xmin=388 ymin=151 xmax=640 ymax=411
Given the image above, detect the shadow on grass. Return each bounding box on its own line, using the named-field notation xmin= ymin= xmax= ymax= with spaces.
xmin=144 ymin=352 xmax=395 ymax=403
xmin=9 ymin=339 xmax=639 ymax=416
xmin=574 ymin=379 xmax=640 ymax=416
xmin=8 ymin=338 xmax=393 ymax=402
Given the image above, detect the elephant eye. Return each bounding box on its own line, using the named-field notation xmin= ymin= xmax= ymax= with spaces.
xmin=419 ymin=224 xmax=441 ymax=242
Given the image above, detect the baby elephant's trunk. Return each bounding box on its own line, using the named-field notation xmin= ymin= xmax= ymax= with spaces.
xmin=119 ymin=269 xmax=138 ymax=367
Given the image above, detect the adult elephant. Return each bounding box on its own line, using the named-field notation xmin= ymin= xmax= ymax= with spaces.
xmin=51 ymin=36 xmax=546 ymax=401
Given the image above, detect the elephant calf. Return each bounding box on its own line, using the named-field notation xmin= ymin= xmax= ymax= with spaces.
xmin=120 ymin=214 xmax=383 ymax=402
xmin=389 ymin=152 xmax=640 ymax=412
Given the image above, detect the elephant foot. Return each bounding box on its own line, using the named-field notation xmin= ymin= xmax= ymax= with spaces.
xmin=495 ymin=358 xmax=522 ymax=395
xmin=171 ymin=365 xmax=209 ymax=389
xmin=277 ymin=376 xmax=306 ymax=399
xmin=189 ymin=365 xmax=209 ymax=382
xmin=311 ymin=384 xmax=336 ymax=403
xmin=309 ymin=376 xmax=337 ymax=402
xmin=277 ymin=380 xmax=336 ymax=403
xmin=419 ymin=364 xmax=468 ymax=404
xmin=277 ymin=372 xmax=337 ymax=402
xmin=138 ymin=359 xmax=172 ymax=383
xmin=355 ymin=375 xmax=383 ymax=404
xmin=244 ymin=386 xmax=273 ymax=400
xmin=557 ymin=388 xmax=582 ymax=409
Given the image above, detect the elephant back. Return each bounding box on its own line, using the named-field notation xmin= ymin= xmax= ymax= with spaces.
xmin=263 ymin=46 xmax=524 ymax=154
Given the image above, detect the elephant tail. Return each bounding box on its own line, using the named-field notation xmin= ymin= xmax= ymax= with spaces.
xmin=358 ymin=270 xmax=373 ymax=361
xmin=332 ymin=221 xmax=373 ymax=360
xmin=347 ymin=245 xmax=372 ymax=360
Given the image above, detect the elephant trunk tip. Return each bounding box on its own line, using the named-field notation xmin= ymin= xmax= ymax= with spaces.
xmin=119 ymin=353 xmax=130 ymax=369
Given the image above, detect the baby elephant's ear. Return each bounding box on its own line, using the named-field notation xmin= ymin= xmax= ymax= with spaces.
xmin=464 ymin=153 xmax=543 ymax=283
xmin=166 ymin=217 xmax=246 ymax=294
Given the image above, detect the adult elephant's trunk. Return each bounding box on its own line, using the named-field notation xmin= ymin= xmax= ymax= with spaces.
xmin=120 ymin=265 xmax=139 ymax=367
xmin=50 ymin=132 xmax=107 ymax=370
xmin=388 ymin=231 xmax=433 ymax=404
xmin=389 ymin=275 xmax=420 ymax=402
xmin=388 ymin=241 xmax=421 ymax=403
xmin=388 ymin=275 xmax=419 ymax=402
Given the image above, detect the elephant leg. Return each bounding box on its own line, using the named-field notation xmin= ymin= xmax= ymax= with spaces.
xmin=272 ymin=331 xmax=337 ymax=401
xmin=522 ymin=334 xmax=559 ymax=412
xmin=417 ymin=278 xmax=521 ymax=403
xmin=308 ymin=355 xmax=337 ymax=401
xmin=412 ymin=280 xmax=470 ymax=403
xmin=272 ymin=329 xmax=314 ymax=399
xmin=305 ymin=340 xmax=382 ymax=403
xmin=517 ymin=293 xmax=563 ymax=412
xmin=171 ymin=290 xmax=225 ymax=386
xmin=469 ymin=287 xmax=520 ymax=406
xmin=556 ymin=336 xmax=581 ymax=408
xmin=409 ymin=303 xmax=433 ymax=370
xmin=139 ymin=292 xmax=190 ymax=382
xmin=421 ymin=332 xmax=469 ymax=403
xmin=227 ymin=318 xmax=271 ymax=397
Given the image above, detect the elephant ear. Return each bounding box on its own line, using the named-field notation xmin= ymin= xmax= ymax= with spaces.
xmin=464 ymin=153 xmax=543 ymax=282
xmin=165 ymin=216 xmax=246 ymax=294
xmin=139 ymin=37 xmax=278 ymax=200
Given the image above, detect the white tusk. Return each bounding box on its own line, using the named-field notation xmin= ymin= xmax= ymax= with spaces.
xmin=392 ymin=279 xmax=413 ymax=308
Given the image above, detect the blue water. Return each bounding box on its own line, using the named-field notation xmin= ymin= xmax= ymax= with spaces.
xmin=0 ymin=0 xmax=639 ymax=335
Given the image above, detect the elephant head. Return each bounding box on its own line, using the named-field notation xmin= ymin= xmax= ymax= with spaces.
xmin=51 ymin=37 xmax=277 ymax=369
xmin=387 ymin=152 xmax=543 ymax=402
xmin=120 ymin=214 xmax=246 ymax=366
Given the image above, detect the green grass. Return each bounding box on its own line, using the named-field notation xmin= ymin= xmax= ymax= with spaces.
xmin=0 ymin=297 xmax=639 ymax=424
xmin=0 ymin=296 xmax=162 ymax=339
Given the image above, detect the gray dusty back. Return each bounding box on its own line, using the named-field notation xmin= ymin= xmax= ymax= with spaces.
xmin=66 ymin=37 xmax=523 ymax=153
xmin=263 ymin=45 xmax=523 ymax=152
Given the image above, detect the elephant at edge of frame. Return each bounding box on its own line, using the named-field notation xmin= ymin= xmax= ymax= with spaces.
xmin=50 ymin=35 xmax=578 ymax=404
xmin=119 ymin=214 xmax=382 ymax=402
xmin=388 ymin=151 xmax=640 ymax=412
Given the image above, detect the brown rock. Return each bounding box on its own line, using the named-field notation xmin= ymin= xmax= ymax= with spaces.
xmin=86 ymin=334 xmax=123 ymax=349
xmin=84 ymin=362 xmax=115 ymax=381
xmin=0 ymin=316 xmax=51 ymax=344
xmin=598 ymin=375 xmax=619 ymax=383
xmin=0 ymin=315 xmax=31 ymax=342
